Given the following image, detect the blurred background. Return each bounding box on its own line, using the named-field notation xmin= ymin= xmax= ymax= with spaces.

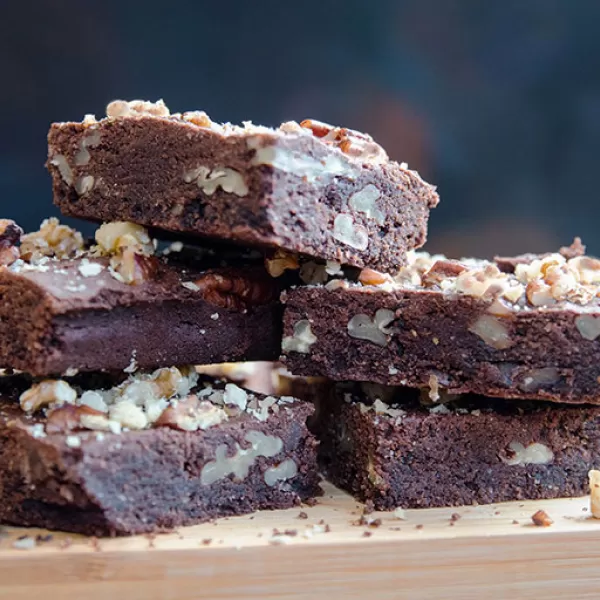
xmin=2 ymin=0 xmax=600 ymax=258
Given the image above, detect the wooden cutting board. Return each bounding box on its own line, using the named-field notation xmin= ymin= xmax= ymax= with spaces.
xmin=0 ymin=482 xmax=599 ymax=600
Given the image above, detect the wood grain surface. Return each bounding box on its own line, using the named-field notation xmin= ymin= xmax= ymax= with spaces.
xmin=0 ymin=482 xmax=599 ymax=599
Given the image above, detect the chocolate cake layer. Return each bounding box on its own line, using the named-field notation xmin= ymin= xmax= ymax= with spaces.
xmin=319 ymin=383 xmax=600 ymax=509
xmin=0 ymin=249 xmax=281 ymax=376
xmin=0 ymin=371 xmax=319 ymax=535
xmin=48 ymin=100 xmax=439 ymax=274
xmin=282 ymin=247 xmax=600 ymax=404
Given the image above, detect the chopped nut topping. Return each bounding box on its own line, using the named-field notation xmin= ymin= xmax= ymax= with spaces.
xmin=0 ymin=218 xmax=23 ymax=266
xmin=155 ymin=395 xmax=228 ymax=431
xmin=265 ymin=250 xmax=300 ymax=277
xmin=94 ymin=221 xmax=154 ymax=256
xmin=46 ymin=404 xmax=105 ymax=434
xmin=182 ymin=111 xmax=212 ymax=127
xmin=106 ymin=99 xmax=170 ymax=118
xmin=20 ymin=380 xmax=77 ymax=413
xmin=20 ymin=218 xmax=84 ymax=262
xmin=359 ymin=268 xmax=391 ymax=286
xmin=110 ymin=248 xmax=158 ymax=285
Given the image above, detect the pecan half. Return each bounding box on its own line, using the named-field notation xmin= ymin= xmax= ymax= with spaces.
xmin=193 ymin=269 xmax=278 ymax=310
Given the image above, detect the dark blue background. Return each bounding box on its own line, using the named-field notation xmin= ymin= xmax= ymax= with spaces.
xmin=2 ymin=0 xmax=600 ymax=258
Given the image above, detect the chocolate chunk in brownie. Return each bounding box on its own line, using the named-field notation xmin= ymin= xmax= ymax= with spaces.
xmin=282 ymin=249 xmax=600 ymax=404
xmin=47 ymin=100 xmax=439 ymax=274
xmin=0 ymin=219 xmax=282 ymax=375
xmin=318 ymin=383 xmax=600 ymax=509
xmin=0 ymin=370 xmax=319 ymax=535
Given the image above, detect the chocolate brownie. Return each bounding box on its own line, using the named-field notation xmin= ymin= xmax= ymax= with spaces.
xmin=0 ymin=370 xmax=319 ymax=535
xmin=282 ymin=248 xmax=600 ymax=404
xmin=0 ymin=219 xmax=282 ymax=375
xmin=47 ymin=99 xmax=439 ymax=274
xmin=319 ymin=383 xmax=600 ymax=509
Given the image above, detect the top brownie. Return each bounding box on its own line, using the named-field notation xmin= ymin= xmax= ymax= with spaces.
xmin=47 ymin=99 xmax=439 ymax=274
xmin=281 ymin=241 xmax=600 ymax=404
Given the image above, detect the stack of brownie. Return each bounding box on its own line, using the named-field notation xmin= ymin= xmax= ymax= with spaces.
xmin=1 ymin=98 xmax=596 ymax=536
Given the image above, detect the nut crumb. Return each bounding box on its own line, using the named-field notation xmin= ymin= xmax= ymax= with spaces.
xmin=201 ymin=538 xmax=212 ymax=546
xmin=297 ymin=511 xmax=308 ymax=519
xmin=393 ymin=507 xmax=407 ymax=520
xmin=531 ymin=510 xmax=553 ymax=527
xmin=362 ymin=531 xmax=372 ymax=538
xmin=450 ymin=513 xmax=461 ymax=522
xmin=512 ymin=520 xmax=519 ymax=525
xmin=36 ymin=534 xmax=53 ymax=543
xmin=415 ymin=524 xmax=424 ymax=530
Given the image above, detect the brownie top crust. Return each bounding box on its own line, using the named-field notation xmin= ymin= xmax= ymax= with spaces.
xmin=48 ymin=99 xmax=439 ymax=274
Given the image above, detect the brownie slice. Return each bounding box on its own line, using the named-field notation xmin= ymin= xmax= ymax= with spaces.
xmin=0 ymin=221 xmax=282 ymax=375
xmin=0 ymin=371 xmax=319 ymax=535
xmin=282 ymin=248 xmax=600 ymax=404
xmin=47 ymin=99 xmax=439 ymax=274
xmin=319 ymin=383 xmax=600 ymax=509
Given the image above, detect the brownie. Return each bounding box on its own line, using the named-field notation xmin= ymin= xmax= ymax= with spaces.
xmin=282 ymin=248 xmax=600 ymax=404
xmin=319 ymin=383 xmax=600 ymax=509
xmin=0 ymin=219 xmax=282 ymax=375
xmin=47 ymin=99 xmax=439 ymax=274
xmin=0 ymin=370 xmax=319 ymax=535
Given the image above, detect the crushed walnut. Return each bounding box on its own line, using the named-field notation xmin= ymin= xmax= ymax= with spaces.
xmin=20 ymin=218 xmax=84 ymax=262
xmin=18 ymin=368 xmax=299 ymax=436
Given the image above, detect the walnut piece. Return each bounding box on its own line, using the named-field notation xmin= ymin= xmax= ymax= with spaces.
xmin=183 ymin=165 xmax=248 ymax=197
xmin=109 ymin=248 xmax=158 ymax=285
xmin=332 ymin=214 xmax=369 ymax=250
xmin=94 ymin=221 xmax=154 ymax=256
xmin=282 ymin=320 xmax=317 ymax=354
xmin=359 ymin=268 xmax=392 ymax=286
xmin=46 ymin=404 xmax=105 ymax=434
xmin=589 ymin=469 xmax=600 ymax=519
xmin=20 ymin=218 xmax=84 ymax=262
xmin=575 ymin=315 xmax=600 ymax=341
xmin=192 ymin=270 xmax=277 ymax=310
xmin=299 ymin=119 xmax=388 ymax=164
xmin=106 ymin=99 xmax=170 ymax=118
xmin=500 ymin=442 xmax=554 ymax=466
xmin=468 ymin=314 xmax=513 ymax=350
xmin=19 ymin=380 xmax=77 ymax=413
xmin=200 ymin=430 xmax=283 ymax=486
xmin=265 ymin=250 xmax=300 ymax=278
xmin=182 ymin=111 xmax=212 ymax=127
xmin=155 ymin=395 xmax=228 ymax=431
xmin=347 ymin=309 xmax=395 ymax=347
xmin=348 ymin=185 xmax=385 ymax=225
xmin=0 ymin=219 xmax=23 ymax=266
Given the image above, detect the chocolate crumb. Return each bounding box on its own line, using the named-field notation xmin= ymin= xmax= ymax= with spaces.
xmin=369 ymin=518 xmax=382 ymax=528
xmin=450 ymin=513 xmax=461 ymax=522
xmin=324 ymin=524 xmax=331 ymax=533
xmin=283 ymin=529 xmax=298 ymax=537
xmin=415 ymin=524 xmax=424 ymax=530
xmin=389 ymin=527 xmax=402 ymax=531
xmin=583 ymin=507 xmax=589 ymax=512
xmin=304 ymin=498 xmax=318 ymax=507
xmin=318 ymin=519 xmax=326 ymax=525
xmin=449 ymin=522 xmax=455 ymax=527
xmin=59 ymin=536 xmax=73 ymax=550
xmin=512 ymin=520 xmax=519 ymax=525
xmin=362 ymin=531 xmax=372 ymax=538
xmin=494 ymin=511 xmax=501 ymax=515
xmin=145 ymin=533 xmax=156 ymax=548
xmin=35 ymin=534 xmax=53 ymax=543
xmin=201 ymin=538 xmax=212 ymax=546
xmin=298 ymin=511 xmax=309 ymax=520
xmin=90 ymin=537 xmax=101 ymax=552
xmin=531 ymin=510 xmax=553 ymax=527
